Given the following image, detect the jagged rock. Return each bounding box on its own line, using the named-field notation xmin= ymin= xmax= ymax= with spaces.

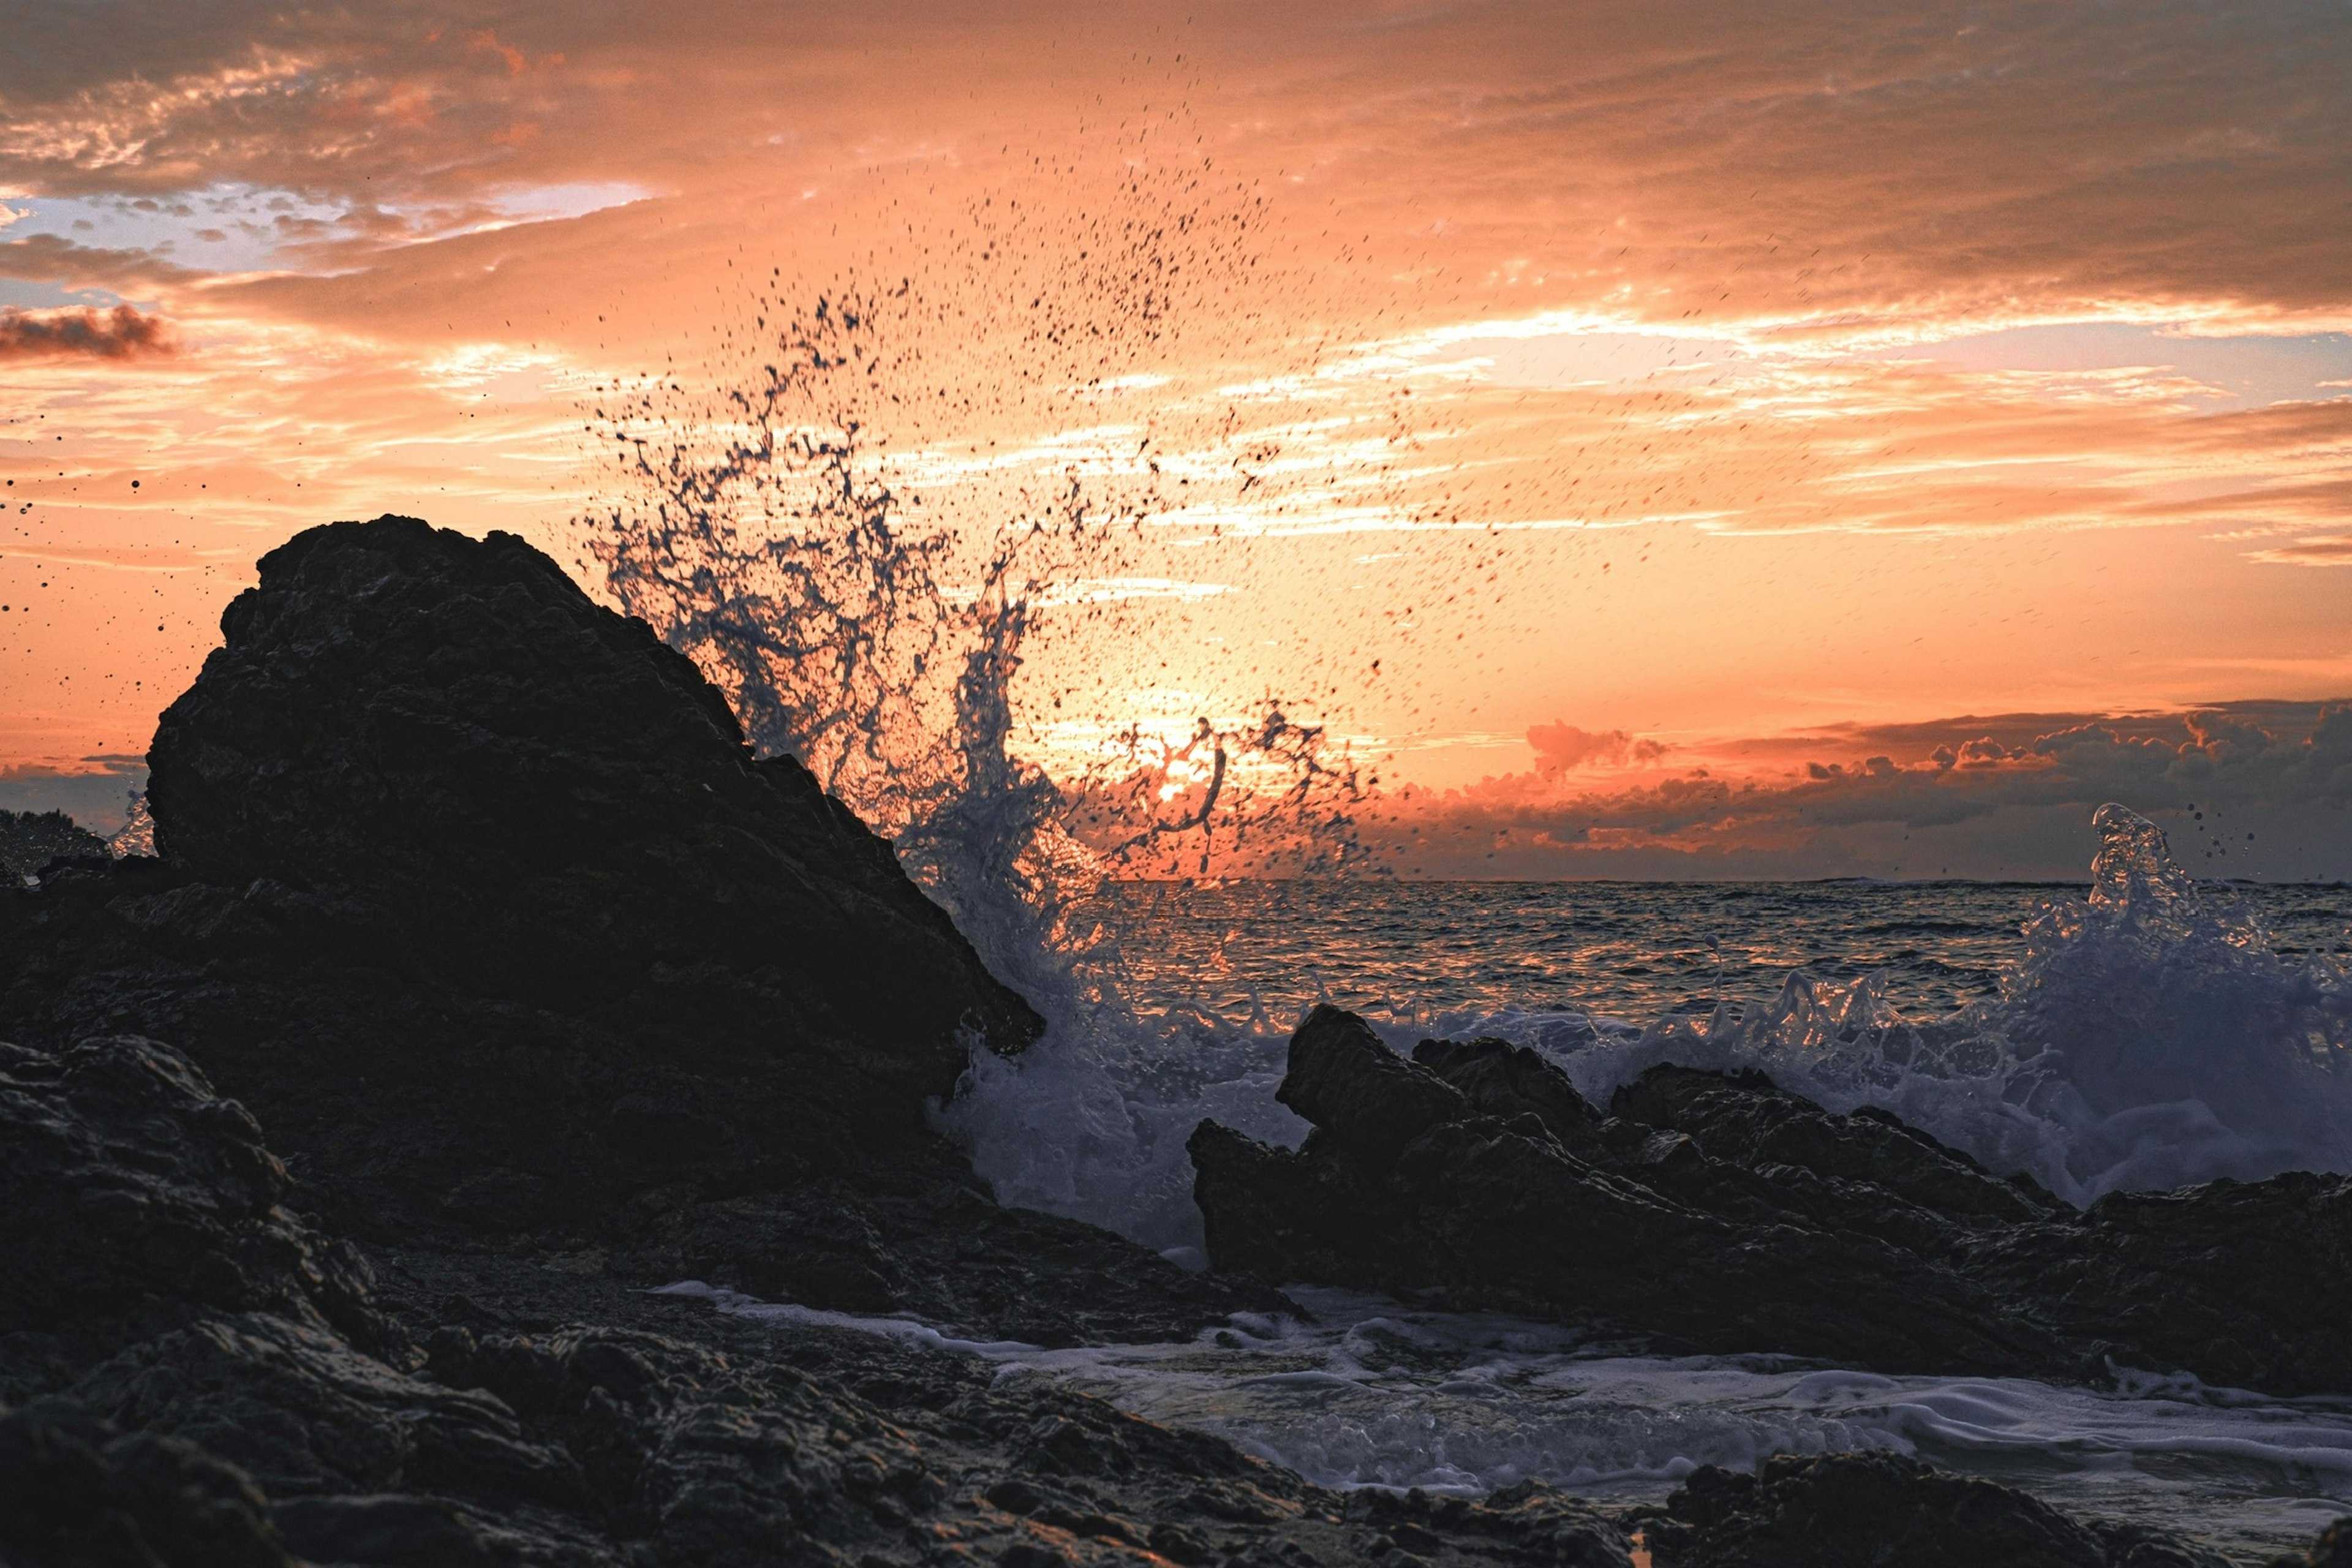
xmin=0 ymin=1398 xmax=295 ymax=1568
xmin=1189 ymin=1007 xmax=2352 ymax=1395
xmin=0 ymin=809 xmax=107 ymax=883
xmin=64 ymin=514 xmax=1030 ymax=1223
xmin=0 ymin=518 xmax=1272 ymax=1344
xmin=0 ymin=1035 xmax=386 ymax=1383
xmin=1637 ymin=1451 xmax=2232 ymax=1567
xmin=1192 ymin=1006 xmax=2072 ymax=1374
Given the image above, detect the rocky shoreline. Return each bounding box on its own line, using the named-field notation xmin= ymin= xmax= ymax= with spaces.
xmin=2 ymin=516 xmax=2343 ymax=1566
xmin=1191 ymin=1008 xmax=2352 ymax=1393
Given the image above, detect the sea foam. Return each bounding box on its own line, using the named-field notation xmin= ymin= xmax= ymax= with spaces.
xmin=940 ymin=804 xmax=2352 ymax=1253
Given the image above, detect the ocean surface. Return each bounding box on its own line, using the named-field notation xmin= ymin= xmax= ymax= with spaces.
xmin=1076 ymin=875 xmax=2352 ymax=1031
xmin=815 ymin=835 xmax=2352 ymax=1560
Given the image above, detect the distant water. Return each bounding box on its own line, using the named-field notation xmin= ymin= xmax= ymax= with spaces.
xmin=1077 ymin=876 xmax=2352 ymax=1031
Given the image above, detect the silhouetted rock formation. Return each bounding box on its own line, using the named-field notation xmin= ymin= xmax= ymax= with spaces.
xmin=1190 ymin=1005 xmax=2352 ymax=1395
xmin=6 ymin=519 xmax=1031 ymax=1232
xmin=0 ymin=807 xmax=105 ymax=882
xmin=1635 ymin=1452 xmax=2231 ymax=1568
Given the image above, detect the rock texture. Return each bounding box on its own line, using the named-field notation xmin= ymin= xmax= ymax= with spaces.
xmin=1634 ymin=1452 xmax=2232 ymax=1568
xmin=4 ymin=522 xmax=1028 ymax=1238
xmin=4 ymin=1022 xmax=2310 ymax=1566
xmin=1190 ymin=1006 xmax=2352 ymax=1395
xmin=2 ymin=1025 xmax=1661 ymax=1566
xmin=0 ymin=808 xmax=106 ymax=882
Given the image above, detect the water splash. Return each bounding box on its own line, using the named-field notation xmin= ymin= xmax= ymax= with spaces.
xmin=580 ymin=161 xmax=1392 ymax=1252
xmin=581 ymin=156 xmax=2349 ymax=1250
xmin=1430 ymin=805 xmax=2352 ymax=1206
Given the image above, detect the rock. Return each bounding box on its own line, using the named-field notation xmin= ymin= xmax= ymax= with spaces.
xmin=1281 ymin=1005 xmax=1469 ymax=1170
xmin=0 ymin=1398 xmax=295 ymax=1568
xmin=0 ymin=518 xmax=1269 ymax=1346
xmin=1637 ymin=1451 xmax=2232 ymax=1567
xmin=0 ymin=809 xmax=107 ymax=883
xmin=2265 ymin=1519 xmax=2352 ymax=1567
xmin=1190 ymin=1010 xmax=2352 ymax=1394
xmin=30 ymin=514 xmax=1028 ymax=1224
xmin=0 ymin=1035 xmax=386 ymax=1381
xmin=1968 ymin=1171 xmax=2352 ymax=1397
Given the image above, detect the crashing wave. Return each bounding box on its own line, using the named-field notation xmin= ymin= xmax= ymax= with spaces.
xmin=1430 ymin=804 xmax=2352 ymax=1208
xmin=582 ymin=215 xmax=2348 ymax=1248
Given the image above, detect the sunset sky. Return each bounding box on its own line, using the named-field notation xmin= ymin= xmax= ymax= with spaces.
xmin=4 ymin=1 xmax=2349 ymax=878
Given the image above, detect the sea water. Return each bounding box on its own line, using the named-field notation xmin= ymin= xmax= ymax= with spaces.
xmin=593 ymin=252 xmax=2352 ymax=1559
xmin=924 ymin=826 xmax=2352 ymax=1559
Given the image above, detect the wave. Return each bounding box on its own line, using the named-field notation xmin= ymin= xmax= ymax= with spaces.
xmin=943 ymin=804 xmax=2352 ymax=1252
xmin=663 ymin=1280 xmax=2352 ymax=1555
xmin=581 ymin=247 xmax=2350 ymax=1254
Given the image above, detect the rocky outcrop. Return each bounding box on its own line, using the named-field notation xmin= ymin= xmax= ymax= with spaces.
xmin=0 ymin=807 xmax=106 ymax=882
xmin=1634 ymin=1452 xmax=2232 ymax=1568
xmin=0 ymin=518 xmax=1053 ymax=1243
xmin=1 ymin=1016 xmax=1660 ymax=1566
xmin=1189 ymin=1006 xmax=2352 ymax=1395
xmin=0 ymin=1036 xmax=387 ymax=1374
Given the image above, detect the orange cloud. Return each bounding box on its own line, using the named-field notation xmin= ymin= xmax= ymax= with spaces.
xmin=0 ymin=304 xmax=173 ymax=360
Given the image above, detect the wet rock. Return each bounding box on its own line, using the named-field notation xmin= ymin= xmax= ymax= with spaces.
xmin=0 ymin=1035 xmax=387 ymax=1381
xmin=1191 ymin=1008 xmax=2352 ymax=1394
xmin=1 ymin=515 xmax=1038 ymax=1241
xmin=0 ymin=808 xmax=107 ymax=883
xmin=0 ymin=1398 xmax=295 ymax=1568
xmin=1639 ymin=1451 xmax=2231 ymax=1567
xmin=1192 ymin=1007 xmax=2071 ymax=1374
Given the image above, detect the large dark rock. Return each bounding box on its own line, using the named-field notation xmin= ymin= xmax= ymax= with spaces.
xmin=1189 ymin=1008 xmax=2352 ymax=1395
xmin=0 ymin=517 xmax=1051 ymax=1243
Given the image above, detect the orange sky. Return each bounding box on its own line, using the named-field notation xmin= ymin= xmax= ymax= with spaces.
xmin=3 ymin=1 xmax=2348 ymax=875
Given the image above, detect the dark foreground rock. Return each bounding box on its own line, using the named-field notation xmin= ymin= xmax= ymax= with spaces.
xmin=1190 ymin=1006 xmax=2352 ymax=1395
xmin=0 ymin=518 xmax=1275 ymax=1345
xmin=7 ymin=1026 xmax=2293 ymax=1568
xmin=1634 ymin=1451 xmax=2232 ymax=1568
xmin=1 ymin=1030 xmax=1638 ymax=1566
xmin=83 ymin=514 xmax=1031 ymax=1232
xmin=0 ymin=808 xmax=106 ymax=883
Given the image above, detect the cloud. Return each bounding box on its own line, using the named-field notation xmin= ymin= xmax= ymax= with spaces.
xmin=1526 ymin=720 xmax=1665 ymax=777
xmin=0 ymin=232 xmax=197 ymax=290
xmin=2247 ymin=535 xmax=2352 ymax=567
xmin=1351 ymin=703 xmax=2352 ymax=880
xmin=0 ymin=303 xmax=173 ymax=360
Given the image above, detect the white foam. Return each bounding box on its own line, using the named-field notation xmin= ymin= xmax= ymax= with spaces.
xmin=943 ymin=805 xmax=2352 ymax=1243
xmin=674 ymin=1281 xmax=2352 ymax=1555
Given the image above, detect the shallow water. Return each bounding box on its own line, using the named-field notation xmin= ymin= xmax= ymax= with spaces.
xmin=665 ymin=1283 xmax=2352 ymax=1562
xmin=913 ymin=849 xmax=2352 ymax=1557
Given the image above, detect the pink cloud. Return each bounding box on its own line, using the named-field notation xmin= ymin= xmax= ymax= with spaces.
xmin=0 ymin=304 xmax=174 ymax=360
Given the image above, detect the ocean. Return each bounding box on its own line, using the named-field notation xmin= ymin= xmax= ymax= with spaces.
xmin=809 ymin=834 xmax=2352 ymax=1561
xmin=594 ymin=323 xmax=2352 ymax=1555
